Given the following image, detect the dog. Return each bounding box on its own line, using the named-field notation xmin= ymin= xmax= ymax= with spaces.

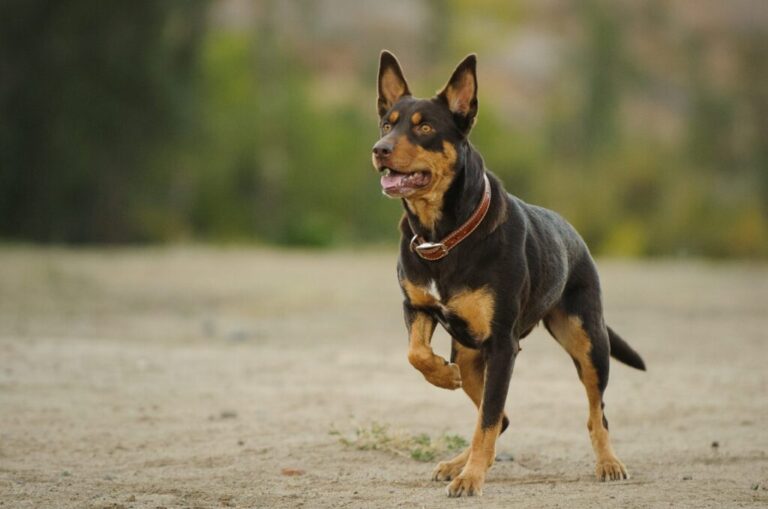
xmin=371 ymin=51 xmax=646 ymax=497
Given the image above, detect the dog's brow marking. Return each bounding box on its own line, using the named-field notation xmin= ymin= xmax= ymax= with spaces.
xmin=411 ymin=112 xmax=422 ymax=125
xmin=389 ymin=110 xmax=400 ymax=123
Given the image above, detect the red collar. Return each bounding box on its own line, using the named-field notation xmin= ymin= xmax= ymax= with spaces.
xmin=408 ymin=173 xmax=491 ymax=261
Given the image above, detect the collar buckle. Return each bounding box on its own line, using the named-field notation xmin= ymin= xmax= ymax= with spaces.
xmin=415 ymin=241 xmax=447 ymax=255
xmin=409 ymin=235 xmax=447 ymax=256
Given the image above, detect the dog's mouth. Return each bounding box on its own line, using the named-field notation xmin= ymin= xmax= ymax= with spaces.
xmin=379 ymin=167 xmax=432 ymax=197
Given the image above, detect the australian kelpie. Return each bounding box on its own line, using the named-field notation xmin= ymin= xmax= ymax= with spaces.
xmin=371 ymin=51 xmax=645 ymax=497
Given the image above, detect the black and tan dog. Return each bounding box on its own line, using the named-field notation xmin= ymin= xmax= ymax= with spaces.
xmin=372 ymin=51 xmax=646 ymax=497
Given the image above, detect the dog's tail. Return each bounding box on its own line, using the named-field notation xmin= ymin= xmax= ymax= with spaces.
xmin=608 ymin=326 xmax=646 ymax=371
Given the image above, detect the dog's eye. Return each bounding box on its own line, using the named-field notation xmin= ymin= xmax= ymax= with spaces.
xmin=382 ymin=122 xmax=392 ymax=133
xmin=418 ymin=123 xmax=433 ymax=135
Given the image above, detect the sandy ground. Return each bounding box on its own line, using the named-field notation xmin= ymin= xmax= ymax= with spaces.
xmin=0 ymin=246 xmax=766 ymax=509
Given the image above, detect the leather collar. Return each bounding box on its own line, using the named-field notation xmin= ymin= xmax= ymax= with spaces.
xmin=408 ymin=173 xmax=491 ymax=261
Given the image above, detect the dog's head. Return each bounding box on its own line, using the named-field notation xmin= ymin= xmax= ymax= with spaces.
xmin=372 ymin=51 xmax=478 ymax=199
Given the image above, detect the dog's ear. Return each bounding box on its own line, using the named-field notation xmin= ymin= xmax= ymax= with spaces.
xmin=437 ymin=54 xmax=478 ymax=132
xmin=377 ymin=50 xmax=410 ymax=117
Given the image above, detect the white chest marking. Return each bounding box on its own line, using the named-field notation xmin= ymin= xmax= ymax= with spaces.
xmin=427 ymin=279 xmax=442 ymax=302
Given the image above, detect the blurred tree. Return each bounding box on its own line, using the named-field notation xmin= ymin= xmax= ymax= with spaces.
xmin=579 ymin=0 xmax=625 ymax=157
xmin=0 ymin=0 xmax=764 ymax=257
xmin=0 ymin=0 xmax=206 ymax=242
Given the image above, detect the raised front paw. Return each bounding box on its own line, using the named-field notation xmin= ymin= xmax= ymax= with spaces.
xmin=595 ymin=457 xmax=628 ymax=481
xmin=446 ymin=470 xmax=485 ymax=497
xmin=425 ymin=361 xmax=462 ymax=390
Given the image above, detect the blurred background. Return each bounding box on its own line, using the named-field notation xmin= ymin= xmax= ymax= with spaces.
xmin=1 ymin=0 xmax=766 ymax=257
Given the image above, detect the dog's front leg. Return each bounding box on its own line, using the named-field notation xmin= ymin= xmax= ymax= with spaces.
xmin=404 ymin=305 xmax=462 ymax=390
xmin=446 ymin=335 xmax=518 ymax=497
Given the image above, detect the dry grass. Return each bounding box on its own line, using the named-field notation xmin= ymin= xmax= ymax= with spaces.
xmin=332 ymin=421 xmax=468 ymax=462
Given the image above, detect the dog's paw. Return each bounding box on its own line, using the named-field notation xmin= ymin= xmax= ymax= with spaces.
xmin=595 ymin=457 xmax=628 ymax=481
xmin=446 ymin=471 xmax=485 ymax=497
xmin=432 ymin=451 xmax=468 ymax=482
xmin=426 ymin=362 xmax=462 ymax=390
xmin=443 ymin=362 xmax=463 ymax=389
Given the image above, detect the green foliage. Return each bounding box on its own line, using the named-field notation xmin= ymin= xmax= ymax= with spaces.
xmin=0 ymin=0 xmax=206 ymax=242
xmin=0 ymin=1 xmax=766 ymax=257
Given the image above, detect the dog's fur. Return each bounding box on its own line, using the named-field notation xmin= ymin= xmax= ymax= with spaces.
xmin=372 ymin=51 xmax=646 ymax=497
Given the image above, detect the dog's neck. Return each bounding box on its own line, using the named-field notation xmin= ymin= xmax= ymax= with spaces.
xmin=403 ymin=141 xmax=487 ymax=242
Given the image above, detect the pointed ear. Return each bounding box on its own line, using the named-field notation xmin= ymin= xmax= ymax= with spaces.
xmin=437 ymin=54 xmax=478 ymax=129
xmin=377 ymin=50 xmax=410 ymax=117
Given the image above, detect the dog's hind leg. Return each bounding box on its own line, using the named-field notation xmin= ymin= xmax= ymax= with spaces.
xmin=544 ymin=305 xmax=628 ymax=481
xmin=432 ymin=340 xmax=510 ymax=482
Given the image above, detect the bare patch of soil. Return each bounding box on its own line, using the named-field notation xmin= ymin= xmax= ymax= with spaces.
xmin=0 ymin=247 xmax=766 ymax=508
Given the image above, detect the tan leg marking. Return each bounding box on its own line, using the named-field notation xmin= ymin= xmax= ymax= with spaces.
xmin=547 ymin=309 xmax=628 ymax=481
xmin=453 ymin=342 xmax=485 ymax=407
xmin=401 ymin=278 xmax=437 ymax=307
xmin=407 ymin=313 xmax=461 ymax=390
xmin=446 ymin=287 xmax=495 ymax=342
xmin=446 ymin=417 xmax=501 ymax=497
xmin=433 ymin=343 xmax=485 ymax=481
xmin=443 ymin=342 xmax=504 ymax=496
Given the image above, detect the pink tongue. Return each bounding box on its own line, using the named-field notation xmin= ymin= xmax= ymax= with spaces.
xmin=380 ymin=172 xmax=409 ymax=190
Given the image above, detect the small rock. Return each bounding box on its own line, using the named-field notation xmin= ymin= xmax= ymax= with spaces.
xmin=495 ymin=452 xmax=514 ymax=462
xmin=682 ymin=475 xmax=692 ymax=481
xmin=61 ymin=471 xmax=71 ymax=477
xmin=126 ymin=495 xmax=136 ymax=502
xmin=281 ymin=468 xmax=305 ymax=476
xmin=237 ymin=439 xmax=245 ymax=446
xmin=220 ymin=410 xmax=237 ymax=419
xmin=711 ymin=441 xmax=719 ymax=449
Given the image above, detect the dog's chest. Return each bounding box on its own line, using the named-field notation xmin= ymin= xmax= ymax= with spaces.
xmin=401 ymin=278 xmax=495 ymax=343
xmin=426 ymin=279 xmax=444 ymax=305
xmin=402 ymin=277 xmax=447 ymax=309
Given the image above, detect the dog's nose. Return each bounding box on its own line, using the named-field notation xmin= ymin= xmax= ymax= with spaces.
xmin=372 ymin=141 xmax=393 ymax=159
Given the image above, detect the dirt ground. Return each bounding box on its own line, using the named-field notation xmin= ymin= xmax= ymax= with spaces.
xmin=0 ymin=247 xmax=766 ymax=509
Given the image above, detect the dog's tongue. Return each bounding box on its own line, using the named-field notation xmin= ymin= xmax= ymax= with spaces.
xmin=380 ymin=171 xmax=409 ymax=191
xmin=380 ymin=170 xmax=429 ymax=193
